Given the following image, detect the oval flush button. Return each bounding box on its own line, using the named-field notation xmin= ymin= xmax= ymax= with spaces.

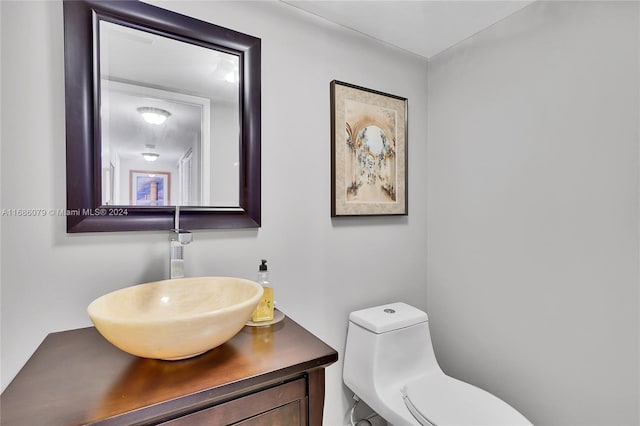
xmin=384 ymin=308 xmax=396 ymax=314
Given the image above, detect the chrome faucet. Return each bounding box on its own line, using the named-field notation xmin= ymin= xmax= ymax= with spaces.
xmin=169 ymin=206 xmax=193 ymax=279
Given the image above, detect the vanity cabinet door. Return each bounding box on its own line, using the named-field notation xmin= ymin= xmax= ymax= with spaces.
xmin=160 ymin=378 xmax=307 ymax=426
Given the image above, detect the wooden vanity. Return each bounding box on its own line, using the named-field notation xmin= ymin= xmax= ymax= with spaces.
xmin=1 ymin=313 xmax=338 ymax=425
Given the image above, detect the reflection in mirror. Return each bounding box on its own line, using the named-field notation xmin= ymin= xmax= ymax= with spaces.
xmin=99 ymin=21 xmax=240 ymax=208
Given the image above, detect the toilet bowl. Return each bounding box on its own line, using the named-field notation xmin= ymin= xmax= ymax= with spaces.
xmin=343 ymin=302 xmax=533 ymax=426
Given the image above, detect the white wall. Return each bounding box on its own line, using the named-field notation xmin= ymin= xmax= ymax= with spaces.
xmin=427 ymin=2 xmax=639 ymax=425
xmin=0 ymin=2 xmax=428 ymax=425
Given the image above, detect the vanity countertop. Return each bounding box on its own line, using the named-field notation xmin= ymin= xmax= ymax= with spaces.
xmin=1 ymin=313 xmax=338 ymax=426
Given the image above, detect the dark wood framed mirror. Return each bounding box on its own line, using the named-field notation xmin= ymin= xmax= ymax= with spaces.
xmin=64 ymin=0 xmax=260 ymax=232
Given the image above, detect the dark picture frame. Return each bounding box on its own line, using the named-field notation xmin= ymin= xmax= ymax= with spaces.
xmin=330 ymin=80 xmax=408 ymax=217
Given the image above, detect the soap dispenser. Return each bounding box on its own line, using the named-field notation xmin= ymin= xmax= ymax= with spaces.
xmin=251 ymin=259 xmax=274 ymax=322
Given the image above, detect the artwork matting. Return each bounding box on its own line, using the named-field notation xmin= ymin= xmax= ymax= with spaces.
xmin=330 ymin=80 xmax=407 ymax=217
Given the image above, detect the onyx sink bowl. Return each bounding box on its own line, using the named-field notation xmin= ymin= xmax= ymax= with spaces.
xmin=87 ymin=277 xmax=263 ymax=360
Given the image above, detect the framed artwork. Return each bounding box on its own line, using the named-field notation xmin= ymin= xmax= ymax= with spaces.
xmin=129 ymin=170 xmax=171 ymax=206
xmin=330 ymin=80 xmax=407 ymax=216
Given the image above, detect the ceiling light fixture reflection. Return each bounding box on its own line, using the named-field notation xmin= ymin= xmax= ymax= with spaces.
xmin=224 ymin=71 xmax=238 ymax=83
xmin=142 ymin=153 xmax=160 ymax=162
xmin=224 ymin=63 xmax=240 ymax=84
xmin=137 ymin=107 xmax=171 ymax=125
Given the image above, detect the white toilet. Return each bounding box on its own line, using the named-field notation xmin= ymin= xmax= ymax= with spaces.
xmin=343 ymin=302 xmax=533 ymax=426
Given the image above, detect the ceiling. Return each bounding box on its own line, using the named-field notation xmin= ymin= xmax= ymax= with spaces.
xmin=282 ymin=1 xmax=535 ymax=59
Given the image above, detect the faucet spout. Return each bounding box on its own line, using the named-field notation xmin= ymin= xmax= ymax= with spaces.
xmin=170 ymin=206 xmax=192 ymax=279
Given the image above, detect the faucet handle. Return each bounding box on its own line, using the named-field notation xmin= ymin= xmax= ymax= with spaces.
xmin=170 ymin=229 xmax=193 ymax=244
xmin=177 ymin=230 xmax=192 ymax=244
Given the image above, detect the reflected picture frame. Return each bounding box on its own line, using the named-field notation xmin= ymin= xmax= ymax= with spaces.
xmin=130 ymin=170 xmax=171 ymax=206
xmin=330 ymin=80 xmax=408 ymax=217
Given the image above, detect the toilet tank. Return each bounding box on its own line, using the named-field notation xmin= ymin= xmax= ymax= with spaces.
xmin=344 ymin=303 xmax=441 ymax=396
xmin=348 ymin=302 xmax=428 ymax=333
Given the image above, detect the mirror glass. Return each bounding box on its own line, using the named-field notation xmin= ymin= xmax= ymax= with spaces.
xmin=99 ymin=21 xmax=240 ymax=208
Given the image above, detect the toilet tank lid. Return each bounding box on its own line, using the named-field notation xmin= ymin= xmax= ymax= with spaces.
xmin=349 ymin=302 xmax=428 ymax=334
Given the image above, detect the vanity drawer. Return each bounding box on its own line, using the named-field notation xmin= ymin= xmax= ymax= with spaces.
xmin=160 ymin=378 xmax=307 ymax=426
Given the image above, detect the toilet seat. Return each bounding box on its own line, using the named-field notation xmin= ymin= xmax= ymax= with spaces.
xmin=402 ymin=374 xmax=531 ymax=426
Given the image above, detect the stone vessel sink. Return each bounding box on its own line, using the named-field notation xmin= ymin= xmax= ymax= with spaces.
xmin=88 ymin=277 xmax=263 ymax=360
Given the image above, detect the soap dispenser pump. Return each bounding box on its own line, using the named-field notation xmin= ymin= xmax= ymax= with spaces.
xmin=252 ymin=259 xmax=274 ymax=322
